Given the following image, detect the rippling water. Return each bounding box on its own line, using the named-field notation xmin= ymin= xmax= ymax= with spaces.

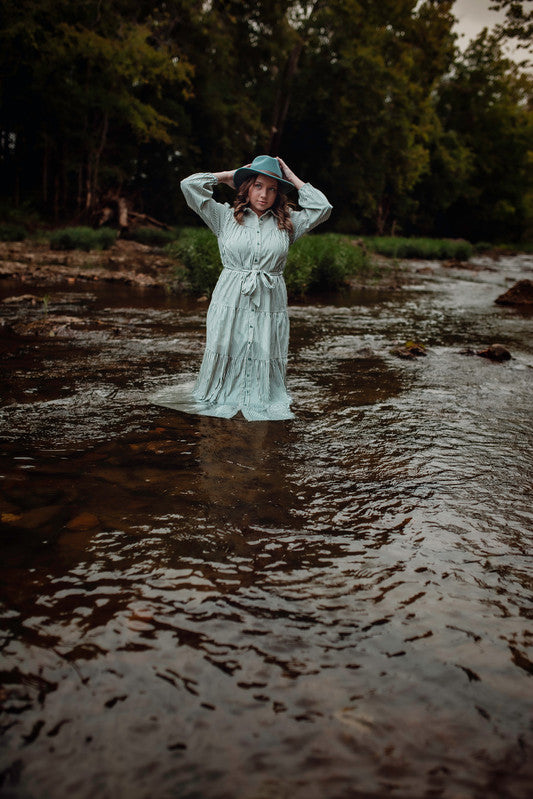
xmin=1 ymin=257 xmax=532 ymax=798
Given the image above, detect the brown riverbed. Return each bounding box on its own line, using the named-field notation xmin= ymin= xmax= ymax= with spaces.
xmin=0 ymin=239 xmax=180 ymax=290
xmin=1 ymin=251 xmax=532 ymax=798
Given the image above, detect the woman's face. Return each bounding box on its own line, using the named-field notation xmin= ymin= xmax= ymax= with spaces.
xmin=247 ymin=175 xmax=279 ymax=216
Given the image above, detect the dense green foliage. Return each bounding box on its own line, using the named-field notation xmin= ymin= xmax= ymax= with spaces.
xmin=125 ymin=227 xmax=179 ymax=247
xmin=285 ymin=234 xmax=370 ymax=294
xmin=1 ymin=1 xmax=531 ymax=241
xmin=49 ymin=227 xmax=116 ymax=251
xmin=167 ymin=229 xmax=373 ymax=296
xmin=0 ymin=223 xmax=27 ymax=241
xmin=166 ymin=229 xmax=223 ymax=295
xmin=363 ymin=236 xmax=473 ymax=261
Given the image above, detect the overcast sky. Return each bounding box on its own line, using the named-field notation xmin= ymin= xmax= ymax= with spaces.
xmin=453 ymin=0 xmax=506 ymax=45
xmin=452 ymin=0 xmax=531 ymax=59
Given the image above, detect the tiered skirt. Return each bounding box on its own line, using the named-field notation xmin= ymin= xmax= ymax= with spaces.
xmin=150 ymin=267 xmax=294 ymax=421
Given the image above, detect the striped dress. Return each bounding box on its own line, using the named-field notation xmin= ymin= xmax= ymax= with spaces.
xmin=151 ymin=172 xmax=332 ymax=421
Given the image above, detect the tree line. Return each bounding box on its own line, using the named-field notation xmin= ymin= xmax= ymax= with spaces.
xmin=0 ymin=0 xmax=531 ymax=241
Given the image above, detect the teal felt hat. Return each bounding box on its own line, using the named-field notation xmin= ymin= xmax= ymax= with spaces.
xmin=234 ymin=155 xmax=294 ymax=193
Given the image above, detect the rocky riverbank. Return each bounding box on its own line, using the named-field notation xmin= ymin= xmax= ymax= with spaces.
xmin=1 ymin=239 xmax=532 ymax=300
xmin=0 ymin=239 xmax=179 ymax=290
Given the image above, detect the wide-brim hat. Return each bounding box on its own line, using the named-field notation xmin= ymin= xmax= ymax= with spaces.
xmin=234 ymin=155 xmax=294 ymax=193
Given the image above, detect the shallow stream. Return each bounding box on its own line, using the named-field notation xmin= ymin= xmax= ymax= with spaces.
xmin=1 ymin=255 xmax=532 ymax=798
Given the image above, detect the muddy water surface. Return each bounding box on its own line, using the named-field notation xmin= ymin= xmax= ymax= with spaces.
xmin=0 ymin=256 xmax=532 ymax=798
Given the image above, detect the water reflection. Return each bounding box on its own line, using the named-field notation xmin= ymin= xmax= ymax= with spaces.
xmin=1 ymin=259 xmax=532 ymax=797
xmin=196 ymin=415 xmax=300 ymax=532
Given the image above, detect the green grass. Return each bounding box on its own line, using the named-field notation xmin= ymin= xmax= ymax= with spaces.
xmin=49 ymin=226 xmax=117 ymax=251
xmin=165 ymin=228 xmax=372 ymax=296
xmin=285 ymin=233 xmax=370 ymax=295
xmin=125 ymin=226 xmax=179 ymax=247
xmin=166 ymin=228 xmax=223 ymax=294
xmin=473 ymin=240 xmax=533 ymax=255
xmin=0 ymin=223 xmax=28 ymax=241
xmin=164 ymin=228 xmax=533 ymax=296
xmin=362 ymin=236 xmax=473 ymax=261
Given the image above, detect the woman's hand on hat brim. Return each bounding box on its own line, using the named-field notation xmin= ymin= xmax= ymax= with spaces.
xmin=213 ymin=170 xmax=237 ymax=189
xmin=276 ymin=157 xmax=304 ymax=190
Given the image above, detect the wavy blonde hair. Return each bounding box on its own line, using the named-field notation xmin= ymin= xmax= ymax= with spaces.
xmin=233 ymin=176 xmax=294 ymax=235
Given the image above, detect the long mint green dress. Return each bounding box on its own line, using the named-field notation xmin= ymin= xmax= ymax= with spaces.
xmin=151 ymin=173 xmax=332 ymax=421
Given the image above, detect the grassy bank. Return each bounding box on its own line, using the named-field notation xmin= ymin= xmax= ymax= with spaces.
xmin=49 ymin=226 xmax=117 ymax=251
xmin=361 ymin=236 xmax=473 ymax=260
xmin=167 ymin=230 xmax=489 ymax=295
xmin=2 ymin=221 xmax=531 ymax=296
xmin=48 ymin=225 xmax=180 ymax=251
xmin=166 ymin=229 xmax=376 ymax=296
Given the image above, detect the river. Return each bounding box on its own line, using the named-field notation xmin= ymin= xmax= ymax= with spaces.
xmin=0 ymin=254 xmax=532 ymax=798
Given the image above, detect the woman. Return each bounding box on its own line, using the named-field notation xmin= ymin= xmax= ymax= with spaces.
xmin=152 ymin=155 xmax=332 ymax=421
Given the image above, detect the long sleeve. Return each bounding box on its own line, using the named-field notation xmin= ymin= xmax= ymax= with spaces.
xmin=290 ymin=183 xmax=333 ymax=243
xmin=180 ymin=173 xmax=229 ymax=237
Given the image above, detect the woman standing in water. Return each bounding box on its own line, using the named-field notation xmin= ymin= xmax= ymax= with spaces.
xmin=152 ymin=155 xmax=332 ymax=421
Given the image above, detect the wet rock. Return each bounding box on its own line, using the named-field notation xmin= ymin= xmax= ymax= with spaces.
xmin=416 ymin=266 xmax=434 ymax=275
xmin=0 ymin=496 xmax=20 ymax=515
xmin=46 ymin=292 xmax=96 ymax=307
xmin=391 ymin=340 xmax=427 ymax=359
xmin=133 ymin=273 xmax=159 ymax=287
xmin=12 ymin=315 xmax=85 ymax=337
xmin=442 ymin=258 xmax=463 ymax=269
xmin=477 ymin=344 xmax=512 ymax=362
xmin=458 ymin=344 xmax=512 ymax=361
xmin=0 ymin=240 xmax=176 ymax=291
xmin=1 ymin=512 xmax=22 ymax=525
xmin=0 ymin=320 xmax=16 ymax=336
xmin=495 ymin=279 xmax=533 ymax=306
xmin=114 ymin=239 xmax=151 ymax=255
xmin=106 ymin=255 xmax=127 ymax=269
xmin=66 ymin=512 xmax=100 ymax=530
xmin=16 ymin=505 xmax=64 ymax=529
xmin=354 ymin=347 xmax=375 ymax=358
xmin=2 ymin=294 xmax=42 ymax=305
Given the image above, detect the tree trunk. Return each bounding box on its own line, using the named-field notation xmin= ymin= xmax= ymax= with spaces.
xmin=42 ymin=139 xmax=48 ymax=204
xmin=267 ymin=1 xmax=324 ymax=155
xmin=268 ymin=41 xmax=303 ymax=155
xmin=118 ymin=196 xmax=128 ymax=230
xmin=54 ymin=173 xmax=60 ymax=220
xmin=85 ymin=157 xmax=93 ymax=211
xmin=376 ymin=200 xmax=390 ymax=236
xmin=92 ymin=113 xmax=109 ymax=204
xmin=77 ymin=164 xmax=83 ymax=211
xmin=85 ymin=114 xmax=109 ymax=212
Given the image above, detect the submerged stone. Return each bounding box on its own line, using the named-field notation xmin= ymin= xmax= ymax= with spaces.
xmin=2 ymin=294 xmax=42 ymax=305
xmin=391 ymin=340 xmax=427 ymax=359
xmin=495 ymin=279 xmax=533 ymax=306
xmin=476 ymin=344 xmax=512 ymax=362
xmin=66 ymin=512 xmax=100 ymax=530
xmin=12 ymin=315 xmax=85 ymax=337
xmin=16 ymin=505 xmax=64 ymax=529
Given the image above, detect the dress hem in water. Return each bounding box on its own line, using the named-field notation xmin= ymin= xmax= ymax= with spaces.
xmin=149 ymin=381 xmax=294 ymax=422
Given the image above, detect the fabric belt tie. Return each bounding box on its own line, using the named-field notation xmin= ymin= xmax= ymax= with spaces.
xmin=240 ymin=270 xmax=278 ymax=307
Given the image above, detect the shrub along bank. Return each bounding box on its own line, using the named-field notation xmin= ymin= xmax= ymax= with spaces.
xmin=4 ymin=222 xmax=528 ymax=296
xmin=362 ymin=236 xmax=473 ymax=261
xmin=165 ymin=230 xmax=480 ymax=296
xmin=166 ymin=229 xmax=374 ymax=297
xmin=49 ymin=226 xmax=116 ymax=251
